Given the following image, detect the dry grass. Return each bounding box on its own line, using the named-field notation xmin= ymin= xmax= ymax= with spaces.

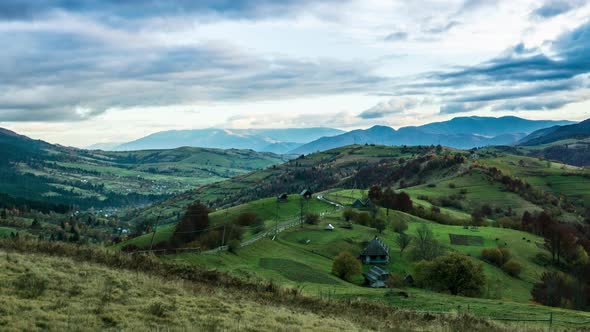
xmin=0 ymin=239 xmax=574 ymax=331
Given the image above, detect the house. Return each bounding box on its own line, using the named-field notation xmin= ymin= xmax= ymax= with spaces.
xmin=351 ymin=198 xmax=368 ymax=209
xmin=300 ymin=189 xmax=313 ymax=200
xmin=364 ymin=265 xmax=389 ymax=288
xmin=324 ymin=223 xmax=335 ymax=231
xmin=359 ymin=236 xmax=390 ymax=264
xmin=277 ymin=193 xmax=288 ymax=202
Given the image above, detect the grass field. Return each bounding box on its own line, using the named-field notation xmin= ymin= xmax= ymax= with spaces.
xmin=0 ymin=227 xmax=15 ymax=238
xmin=115 ymin=194 xmax=336 ymax=249
xmin=159 ymin=212 xmax=590 ymax=328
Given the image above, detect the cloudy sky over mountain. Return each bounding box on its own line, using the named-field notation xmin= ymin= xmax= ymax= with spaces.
xmin=1 ymin=0 xmax=590 ymax=146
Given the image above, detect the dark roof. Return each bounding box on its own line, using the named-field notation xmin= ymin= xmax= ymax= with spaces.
xmin=300 ymin=189 xmax=312 ymax=196
xmin=360 ymin=236 xmax=389 ymax=257
xmin=277 ymin=193 xmax=288 ymax=199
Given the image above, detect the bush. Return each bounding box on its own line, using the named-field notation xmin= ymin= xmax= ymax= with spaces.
xmin=354 ymin=212 xmax=371 ymax=226
xmin=234 ymin=212 xmax=258 ymax=226
xmin=481 ymin=248 xmax=503 ymax=266
xmin=414 ymin=253 xmax=485 ymax=297
xmin=13 ymin=271 xmax=48 ymax=298
xmin=448 ymin=183 xmax=456 ymax=189
xmin=392 ymin=219 xmax=408 ymax=233
xmin=332 ymin=251 xmax=361 ymax=281
xmin=304 ymin=213 xmax=320 ymax=225
xmin=501 ymin=260 xmax=522 ymax=277
xmin=386 ymin=272 xmax=406 ymax=289
xmin=342 ymin=208 xmax=357 ymax=222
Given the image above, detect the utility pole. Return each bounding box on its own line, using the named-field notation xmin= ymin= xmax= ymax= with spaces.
xmin=148 ymin=212 xmax=162 ymax=252
xmin=221 ymin=209 xmax=228 ymax=247
xmin=275 ymin=200 xmax=280 ymax=236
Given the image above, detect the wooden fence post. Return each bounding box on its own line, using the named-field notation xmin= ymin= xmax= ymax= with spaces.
xmin=548 ymin=312 xmax=553 ymax=331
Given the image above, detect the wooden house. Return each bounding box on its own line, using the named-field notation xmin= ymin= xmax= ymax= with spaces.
xmin=351 ymin=198 xmax=368 ymax=209
xmin=359 ymin=236 xmax=390 ymax=264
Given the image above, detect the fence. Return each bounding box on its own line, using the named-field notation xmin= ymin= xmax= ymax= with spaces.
xmin=127 ymin=247 xmax=201 ymax=256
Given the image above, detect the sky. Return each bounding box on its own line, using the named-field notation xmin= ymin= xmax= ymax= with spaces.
xmin=1 ymin=0 xmax=590 ymax=147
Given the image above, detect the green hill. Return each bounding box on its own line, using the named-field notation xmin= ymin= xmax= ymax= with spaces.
xmin=0 ymin=127 xmax=286 ymax=208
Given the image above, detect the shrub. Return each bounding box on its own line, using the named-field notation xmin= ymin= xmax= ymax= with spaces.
xmin=448 ymin=183 xmax=456 ymax=189
xmin=481 ymin=247 xmax=511 ymax=267
xmin=386 ymin=272 xmax=406 ymax=289
xmin=332 ymin=251 xmax=361 ymax=282
xmin=392 ymin=219 xmax=408 ymax=233
xmin=13 ymin=271 xmax=48 ymax=298
xmin=427 ymin=183 xmax=436 ymax=188
xmin=354 ymin=212 xmax=371 ymax=226
xmin=501 ymin=260 xmax=522 ymax=277
xmin=414 ymin=253 xmax=485 ymax=297
xmin=304 ymin=213 xmax=320 ymax=225
xmin=342 ymin=208 xmax=357 ymax=222
xmin=234 ymin=212 xmax=258 ymax=226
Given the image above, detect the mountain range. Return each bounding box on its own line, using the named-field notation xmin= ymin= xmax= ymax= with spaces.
xmin=111 ymin=128 xmax=345 ymax=153
xmin=518 ymin=118 xmax=590 ymax=146
xmin=291 ymin=116 xmax=575 ymax=154
xmin=94 ymin=116 xmax=575 ymax=154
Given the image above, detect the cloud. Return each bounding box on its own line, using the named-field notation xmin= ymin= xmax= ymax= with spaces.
xmin=424 ymin=21 xmax=460 ymax=34
xmin=0 ymin=0 xmax=344 ymax=21
xmin=530 ymin=0 xmax=584 ymax=18
xmin=0 ymin=27 xmax=387 ymax=122
xmin=384 ymin=31 xmax=408 ymax=41
xmin=385 ymin=20 xmax=590 ymax=114
xmin=358 ymin=98 xmax=421 ymax=119
xmin=439 ymin=101 xmax=488 ymax=114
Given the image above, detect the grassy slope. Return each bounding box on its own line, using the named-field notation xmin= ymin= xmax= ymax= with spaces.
xmin=115 ymin=194 xmax=337 ymax=249
xmin=161 ymin=211 xmax=590 ymax=327
xmin=0 ymin=227 xmax=15 ymax=238
xmin=124 ymin=144 xmax=429 ymax=225
xmin=4 ymin=145 xmax=285 ymax=206
xmin=0 ymin=250 xmax=372 ymax=331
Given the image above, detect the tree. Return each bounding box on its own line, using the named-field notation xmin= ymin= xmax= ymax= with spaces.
xmin=332 ymin=251 xmax=362 ymax=281
xmin=354 ymin=211 xmax=371 ymax=226
xmin=531 ymin=271 xmax=576 ymax=308
xmin=411 ymin=222 xmax=442 ymax=261
xmin=396 ymin=232 xmax=411 ymax=257
xmin=368 ymin=185 xmax=383 ymax=205
xmin=382 ymin=187 xmax=396 ymax=217
xmin=171 ymin=203 xmax=209 ymax=245
xmin=414 ymin=253 xmax=486 ymax=297
xmin=374 ymin=218 xmax=386 ymax=233
xmin=0 ymin=209 xmax=6 ymax=219
xmin=393 ymin=192 xmax=413 ymax=213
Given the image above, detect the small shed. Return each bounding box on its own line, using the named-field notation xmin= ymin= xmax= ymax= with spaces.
xmin=324 ymin=223 xmax=335 ymax=231
xmin=360 ymin=236 xmax=390 ymax=264
xmin=277 ymin=193 xmax=288 ymax=202
xmin=364 ymin=265 xmax=389 ymax=288
xmin=300 ymin=189 xmax=313 ymax=200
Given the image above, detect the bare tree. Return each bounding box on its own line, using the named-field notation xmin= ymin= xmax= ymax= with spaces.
xmin=396 ymin=232 xmax=411 ymax=257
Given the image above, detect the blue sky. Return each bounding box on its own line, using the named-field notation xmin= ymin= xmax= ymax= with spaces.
xmin=1 ymin=0 xmax=589 ymax=146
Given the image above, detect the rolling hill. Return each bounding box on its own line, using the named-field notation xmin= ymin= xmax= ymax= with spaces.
xmin=518 ymin=118 xmax=590 ymax=146
xmin=113 ymin=127 xmax=344 ymax=153
xmin=291 ymin=116 xmax=574 ymax=154
xmin=0 ymin=127 xmax=287 ymax=208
